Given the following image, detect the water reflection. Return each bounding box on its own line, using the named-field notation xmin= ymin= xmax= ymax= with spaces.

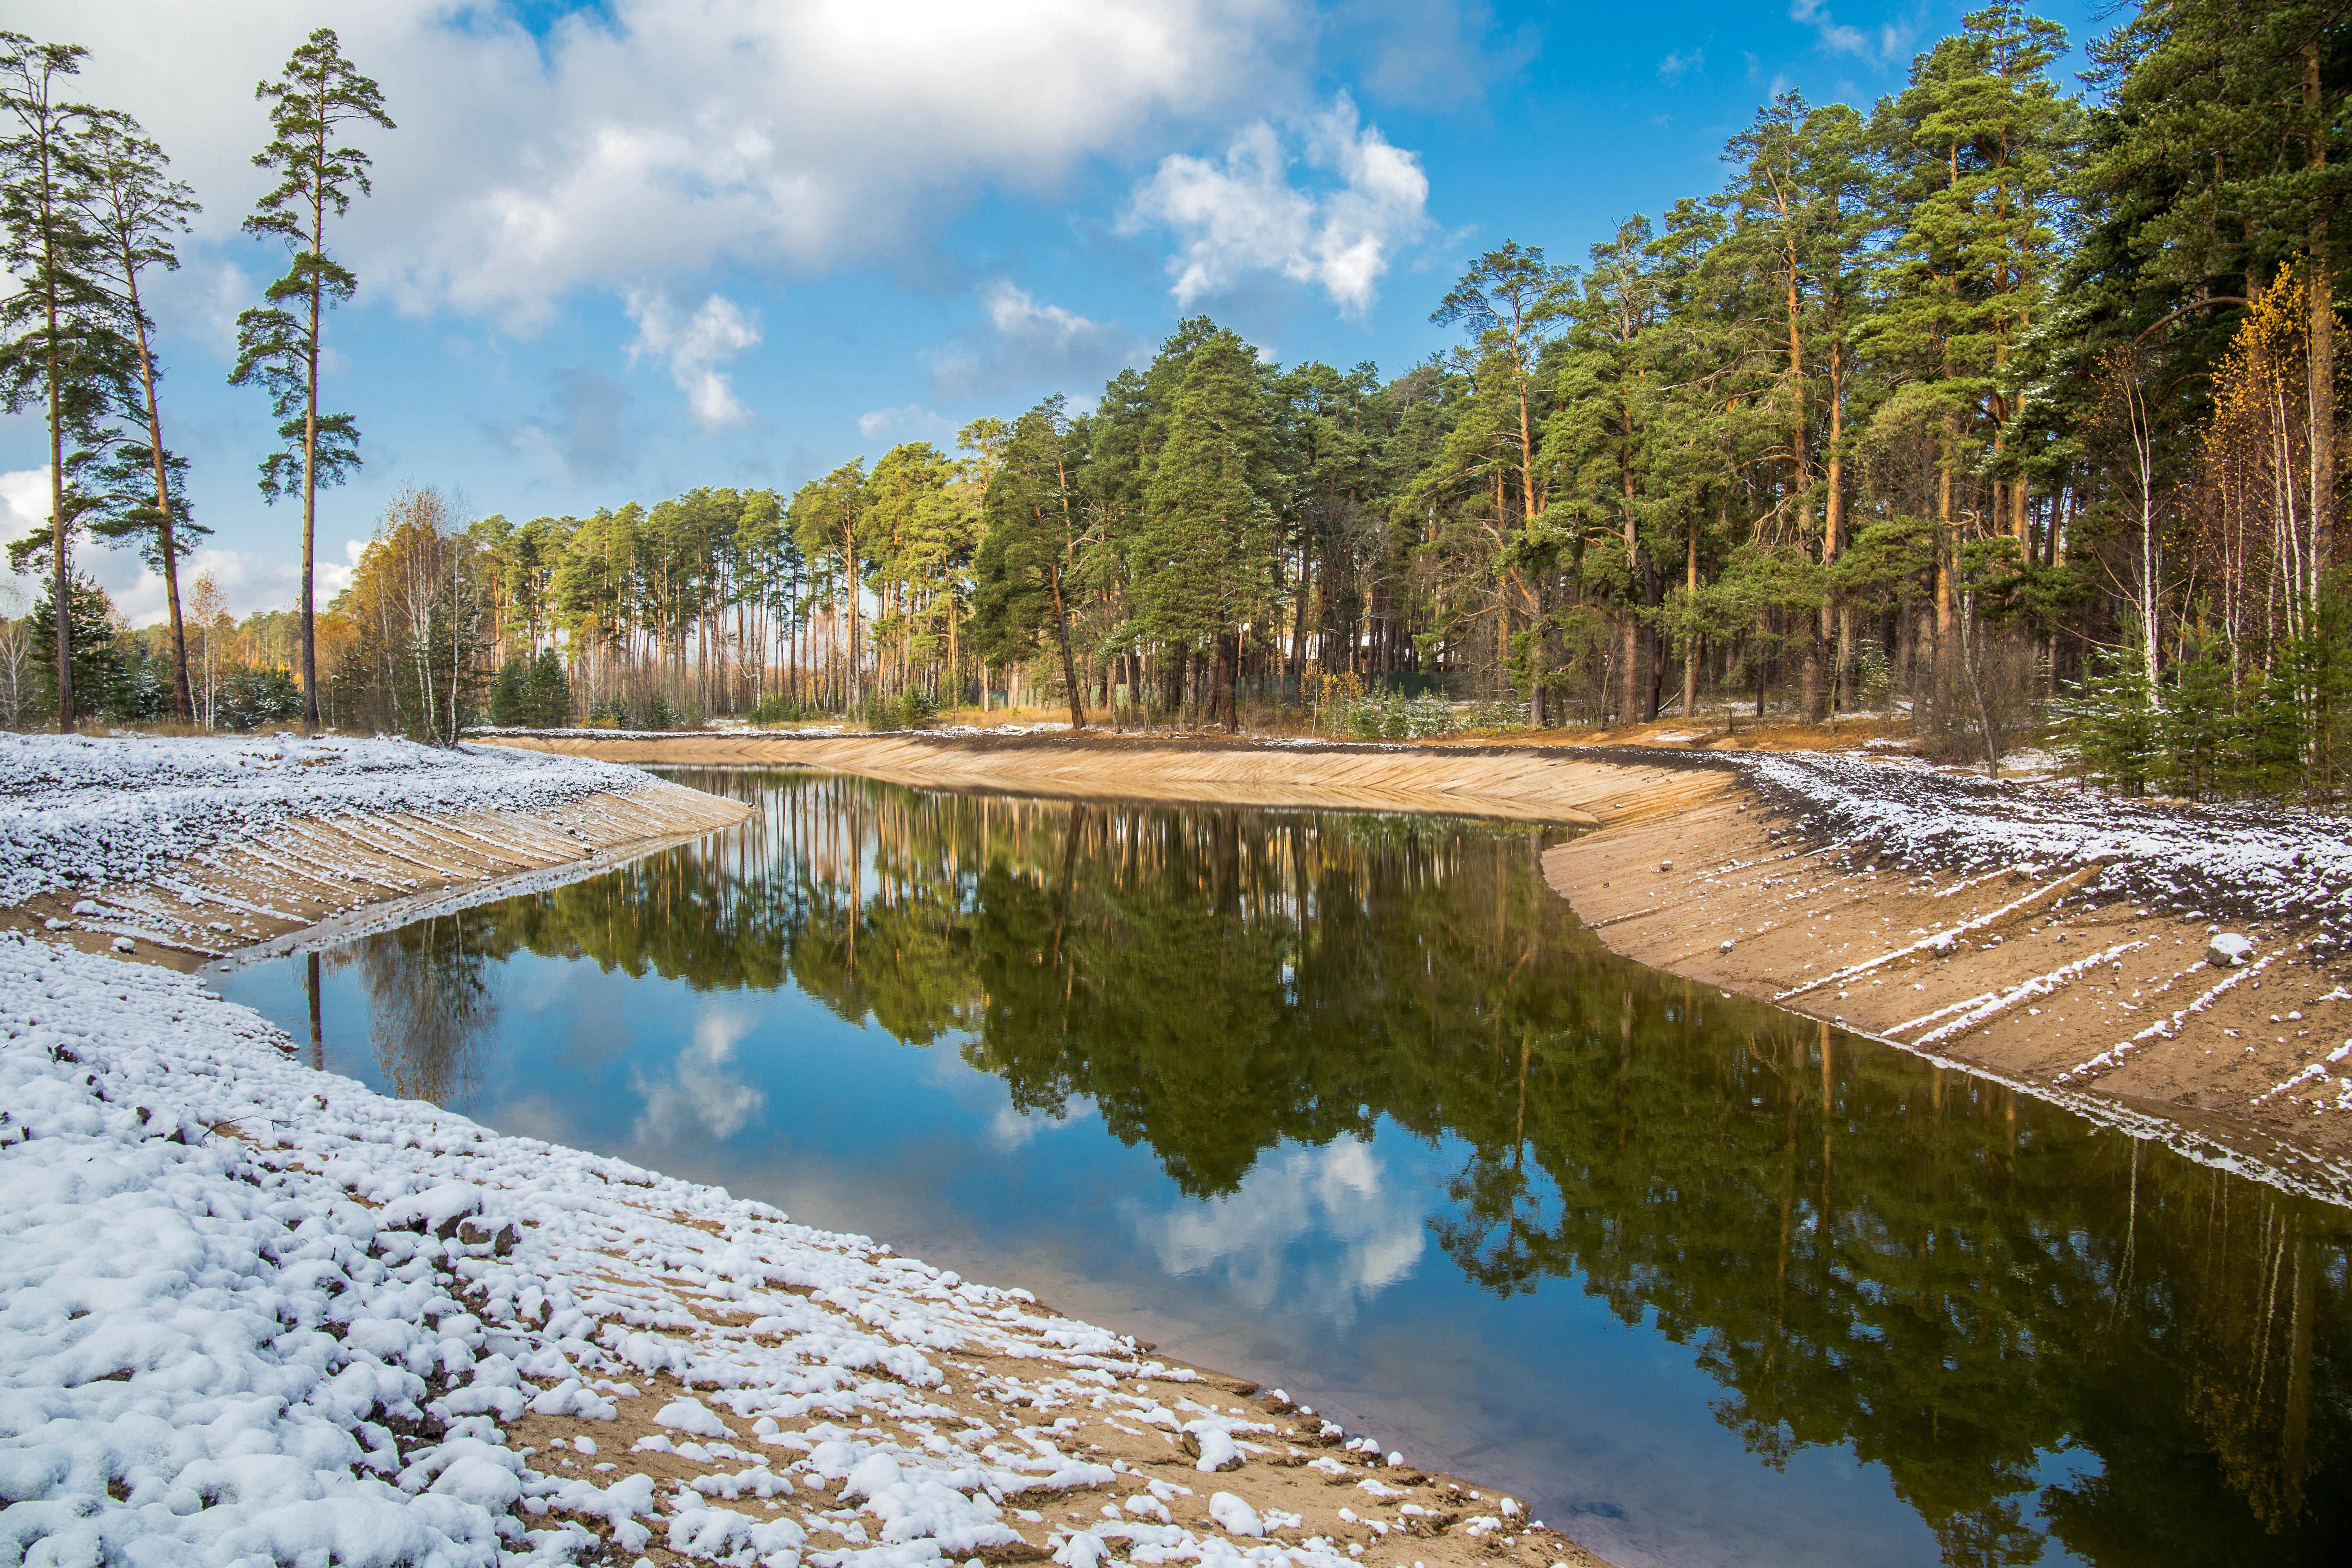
xmin=284 ymin=770 xmax=2348 ymax=1566
xmin=341 ymin=910 xmax=497 ymax=1105
xmin=1129 ymin=1138 xmax=1427 ymax=1324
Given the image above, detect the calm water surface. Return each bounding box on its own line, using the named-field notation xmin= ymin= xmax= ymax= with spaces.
xmin=215 ymin=769 xmax=2351 ymax=1568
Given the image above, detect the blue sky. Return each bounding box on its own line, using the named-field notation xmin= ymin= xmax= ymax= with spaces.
xmin=4 ymin=0 xmax=2098 ymax=623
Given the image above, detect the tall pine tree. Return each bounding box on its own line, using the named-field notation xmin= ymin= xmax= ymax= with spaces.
xmin=231 ymin=27 xmax=393 ymax=729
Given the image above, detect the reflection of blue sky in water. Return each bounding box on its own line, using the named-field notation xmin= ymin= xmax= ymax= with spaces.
xmin=1127 ymin=1137 xmax=1423 ymax=1326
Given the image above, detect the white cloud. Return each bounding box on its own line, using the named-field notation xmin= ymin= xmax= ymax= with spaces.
xmin=1127 ymin=1136 xmax=1424 ymax=1325
xmin=626 ymin=291 xmax=761 ymax=430
xmin=0 ymin=469 xmax=352 ymax=624
xmin=1659 ymin=48 xmax=1704 ymax=80
xmin=632 ymin=1007 xmax=766 ymax=1145
xmin=19 ymin=0 xmax=1321 ymax=330
xmin=1124 ymin=92 xmax=1430 ymax=314
xmin=1790 ymin=0 xmax=1908 ymax=66
xmin=927 ymin=283 xmax=1147 ymax=399
xmin=858 ymin=404 xmax=954 ymax=443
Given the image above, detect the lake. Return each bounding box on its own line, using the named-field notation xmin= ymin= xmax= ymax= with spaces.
xmin=214 ymin=767 xmax=2350 ymax=1568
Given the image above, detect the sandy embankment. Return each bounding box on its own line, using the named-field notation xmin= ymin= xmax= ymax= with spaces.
xmin=7 ymin=777 xmax=750 ymax=971
xmin=488 ymin=729 xmax=2352 ymax=1170
xmin=1541 ymin=796 xmax=2352 ymax=1163
xmin=483 ymin=729 xmax=1722 ymax=829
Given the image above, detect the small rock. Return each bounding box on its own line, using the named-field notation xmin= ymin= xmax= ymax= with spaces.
xmin=1183 ymin=1429 xmax=1245 ymax=1472
xmin=1657 ymin=860 xmax=1674 ymax=873
xmin=110 ymin=937 xmax=135 ymax=954
xmin=1719 ymin=939 xmax=1735 ymax=953
xmin=2208 ymin=933 xmax=2255 ymax=967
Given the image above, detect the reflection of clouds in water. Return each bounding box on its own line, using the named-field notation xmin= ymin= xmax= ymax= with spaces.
xmin=987 ymin=1096 xmax=1090 ymax=1151
xmin=1132 ymin=1138 xmax=1423 ymax=1324
xmin=989 ymin=1104 xmax=1040 ymax=1149
xmin=631 ymin=1007 xmax=766 ymax=1144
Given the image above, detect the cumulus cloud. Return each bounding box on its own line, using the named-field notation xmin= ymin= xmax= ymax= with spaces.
xmin=858 ymin=404 xmax=954 ymax=443
xmin=18 ymin=0 xmax=1320 ymax=329
xmin=1127 ymin=1136 xmax=1424 ymax=1324
xmin=626 ymin=291 xmax=761 ymax=430
xmin=1124 ymin=92 xmax=1430 ymax=314
xmin=632 ymin=1007 xmax=767 ymax=1145
xmin=1790 ymin=0 xmax=1908 ymax=66
xmin=0 ymin=470 xmax=356 ymax=623
xmin=1659 ymin=48 xmax=1704 ymax=80
xmin=927 ymin=283 xmax=1146 ymax=399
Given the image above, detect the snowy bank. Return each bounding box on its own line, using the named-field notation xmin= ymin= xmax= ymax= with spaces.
xmin=1736 ymin=751 xmax=2350 ymax=944
xmin=0 ymin=735 xmax=748 ymax=964
xmin=0 ymin=936 xmax=1593 ymax=1568
xmin=0 ymin=733 xmax=670 ymax=908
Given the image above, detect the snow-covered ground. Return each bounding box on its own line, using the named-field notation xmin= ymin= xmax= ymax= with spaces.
xmin=2 ymin=934 xmax=1490 ymax=1568
xmin=1731 ymin=750 xmax=2350 ymax=946
xmin=0 ymin=734 xmax=659 ymax=909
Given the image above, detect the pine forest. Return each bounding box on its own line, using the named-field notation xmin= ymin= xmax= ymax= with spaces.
xmin=8 ymin=3 xmax=2352 ymax=804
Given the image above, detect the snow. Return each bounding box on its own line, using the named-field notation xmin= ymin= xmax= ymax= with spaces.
xmin=0 ymin=934 xmax=1368 ymax=1568
xmin=0 ymin=732 xmax=659 ymax=909
xmin=1730 ymin=750 xmax=2350 ymax=944
xmin=1207 ymin=1494 xmax=1262 ymax=1537
xmin=2207 ymin=932 xmax=2256 ymax=967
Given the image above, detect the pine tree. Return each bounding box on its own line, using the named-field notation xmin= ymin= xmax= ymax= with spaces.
xmin=1432 ymin=242 xmax=1571 ymax=720
xmin=74 ymin=111 xmax=205 ymax=722
xmin=230 ymin=27 xmax=394 ymax=730
xmin=488 ymin=659 xmax=526 ymax=727
xmin=1135 ymin=337 xmax=1273 ymax=730
xmin=971 ymin=405 xmax=1087 ymax=728
xmin=1867 ymin=3 xmax=2076 ymax=728
xmin=0 ymin=33 xmax=115 ymax=732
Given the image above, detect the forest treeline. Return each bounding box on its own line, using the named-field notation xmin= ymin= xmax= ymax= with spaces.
xmin=6 ymin=4 xmax=2350 ymax=797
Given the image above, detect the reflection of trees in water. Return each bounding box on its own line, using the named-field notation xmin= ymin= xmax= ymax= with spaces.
xmin=345 ymin=913 xmax=497 ymax=1106
xmin=419 ymin=770 xmax=2346 ymax=1562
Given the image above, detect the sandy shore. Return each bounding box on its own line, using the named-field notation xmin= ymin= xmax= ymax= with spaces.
xmin=481 ymin=729 xmax=1722 ymax=829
